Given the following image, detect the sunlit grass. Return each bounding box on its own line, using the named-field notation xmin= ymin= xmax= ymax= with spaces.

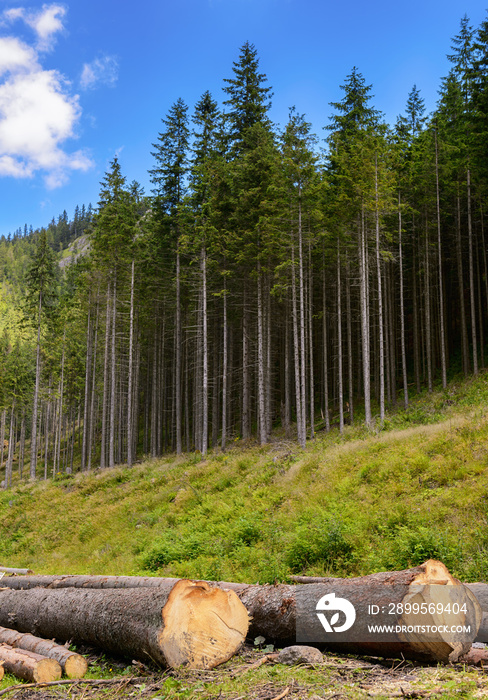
xmin=1 ymin=373 xmax=488 ymax=584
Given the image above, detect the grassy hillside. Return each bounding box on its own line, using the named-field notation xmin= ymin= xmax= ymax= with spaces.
xmin=2 ymin=373 xmax=488 ymax=584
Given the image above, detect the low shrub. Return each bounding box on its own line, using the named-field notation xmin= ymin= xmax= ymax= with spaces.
xmin=285 ymin=517 xmax=353 ymax=573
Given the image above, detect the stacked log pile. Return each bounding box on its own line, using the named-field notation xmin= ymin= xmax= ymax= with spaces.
xmin=0 ymin=560 xmax=485 ymax=674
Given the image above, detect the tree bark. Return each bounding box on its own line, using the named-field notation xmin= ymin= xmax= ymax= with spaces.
xmin=0 ymin=626 xmax=87 ymax=678
xmin=0 ymin=579 xmax=248 ymax=670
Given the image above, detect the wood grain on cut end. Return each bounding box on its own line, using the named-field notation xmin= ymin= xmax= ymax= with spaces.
xmin=159 ymin=579 xmax=249 ymax=669
xmin=63 ymin=653 xmax=88 ymax=679
xmin=399 ymin=560 xmax=482 ymax=663
xmin=411 ymin=559 xmax=457 ymax=586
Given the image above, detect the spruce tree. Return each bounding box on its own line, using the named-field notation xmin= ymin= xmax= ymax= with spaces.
xmin=223 ymin=41 xmax=273 ymax=155
xmin=150 ymin=98 xmax=190 ymax=454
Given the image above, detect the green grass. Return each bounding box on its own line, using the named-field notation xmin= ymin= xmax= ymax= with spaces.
xmin=2 ymin=372 xmax=488 ymax=584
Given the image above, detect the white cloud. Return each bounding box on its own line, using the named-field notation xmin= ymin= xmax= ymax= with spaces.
xmin=1 ymin=4 xmax=66 ymax=51
xmin=80 ymin=55 xmax=118 ymax=90
xmin=26 ymin=4 xmax=66 ymax=50
xmin=0 ymin=36 xmax=37 ymax=75
xmin=0 ymin=6 xmax=93 ymax=188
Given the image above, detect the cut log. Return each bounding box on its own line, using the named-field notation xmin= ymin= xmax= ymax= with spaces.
xmin=292 ymin=577 xmax=488 ymax=646
xmin=0 ymin=644 xmax=62 ymax=683
xmin=0 ymin=574 xmax=186 ymax=590
xmin=0 ymin=562 xmax=480 ymax=664
xmin=0 ymin=567 xmax=34 ymax=576
xmin=0 ymin=579 xmax=248 ymax=670
xmin=0 ymin=626 xmax=87 ymax=678
xmin=465 ymin=584 xmax=488 ymax=643
xmin=0 ymin=661 xmax=3 ymax=680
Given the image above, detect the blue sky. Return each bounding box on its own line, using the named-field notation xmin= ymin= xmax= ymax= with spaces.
xmin=0 ymin=0 xmax=486 ymax=237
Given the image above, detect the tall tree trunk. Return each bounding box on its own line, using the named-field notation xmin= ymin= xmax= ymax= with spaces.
xmin=150 ymin=323 xmax=158 ymax=458
xmin=175 ymin=250 xmax=182 ymax=453
xmin=425 ymin=218 xmax=433 ymax=393
xmin=398 ymin=193 xmax=409 ymax=408
xmin=55 ymin=334 xmax=66 ymax=476
xmin=109 ymin=278 xmax=117 ymax=468
xmin=337 ymin=241 xmax=344 ymax=434
xmin=291 ymin=244 xmax=304 ymax=447
xmin=456 ymin=190 xmax=469 ymax=376
xmin=43 ymin=382 xmax=51 ymax=480
xmin=435 ymin=130 xmax=447 ymax=388
xmin=257 ymin=264 xmax=266 ymax=445
xmin=467 ymin=167 xmax=478 ymax=375
xmin=4 ymin=402 xmax=15 ymax=489
xmin=30 ymin=293 xmax=42 ymax=479
xmin=100 ymin=285 xmax=111 ymax=468
xmin=81 ymin=309 xmax=92 ymax=471
xmin=308 ymin=242 xmax=314 ymax=438
xmin=412 ymin=224 xmax=421 ymax=393
xmin=242 ymin=289 xmax=250 ymax=440
xmin=322 ymin=259 xmax=330 ymax=432
xmin=346 ymin=255 xmax=354 ymax=424
xmin=127 ymin=260 xmax=135 ymax=467
xmin=221 ymin=281 xmax=228 ymax=452
xmin=87 ymin=294 xmax=100 ymax=471
xmin=359 ymin=207 xmax=371 ymax=427
xmin=19 ymin=410 xmax=25 ymax=480
xmin=201 ymin=248 xmax=208 ymax=456
xmin=375 ymin=156 xmax=385 ymax=425
xmin=0 ymin=409 xmax=6 ymax=475
xmin=298 ymin=190 xmax=307 ymax=442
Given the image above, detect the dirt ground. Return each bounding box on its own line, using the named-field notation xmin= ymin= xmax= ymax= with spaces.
xmin=1 ymin=644 xmax=488 ymax=700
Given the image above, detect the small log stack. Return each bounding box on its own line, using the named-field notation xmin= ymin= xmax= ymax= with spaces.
xmin=0 ymin=626 xmax=87 ymax=678
xmin=0 ymin=645 xmax=61 ymax=683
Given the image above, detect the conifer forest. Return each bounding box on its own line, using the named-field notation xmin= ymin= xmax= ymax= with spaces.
xmin=1 ymin=15 xmax=488 ymax=486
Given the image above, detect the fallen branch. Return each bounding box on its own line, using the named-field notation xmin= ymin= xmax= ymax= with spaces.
xmin=0 ymin=675 xmax=140 ymax=698
xmin=231 ymin=653 xmax=278 ymax=676
xmin=269 ymin=687 xmax=290 ymax=700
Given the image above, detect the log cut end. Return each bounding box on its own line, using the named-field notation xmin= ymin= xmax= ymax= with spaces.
xmin=0 ymin=662 xmax=4 ymax=681
xmin=399 ymin=559 xmax=482 ymax=663
xmin=32 ymin=657 xmax=63 ymax=683
xmin=64 ymin=653 xmax=88 ymax=679
xmin=159 ymin=579 xmax=249 ymax=669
